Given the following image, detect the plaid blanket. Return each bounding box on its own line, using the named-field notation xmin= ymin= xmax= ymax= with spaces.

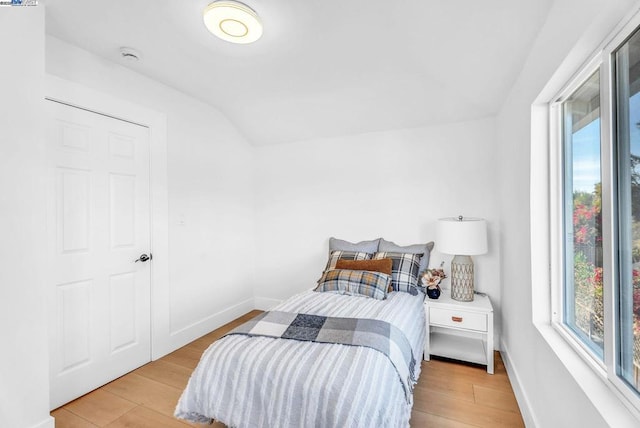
xmin=227 ymin=310 xmax=417 ymax=401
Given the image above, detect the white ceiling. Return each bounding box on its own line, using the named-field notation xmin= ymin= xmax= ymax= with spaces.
xmin=45 ymin=0 xmax=553 ymax=146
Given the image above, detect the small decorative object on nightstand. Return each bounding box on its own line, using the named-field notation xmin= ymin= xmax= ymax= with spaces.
xmin=421 ymin=263 xmax=447 ymax=300
xmin=426 ymin=286 xmax=441 ymax=299
xmin=423 ymin=292 xmax=494 ymax=374
xmin=436 ymin=216 xmax=488 ymax=302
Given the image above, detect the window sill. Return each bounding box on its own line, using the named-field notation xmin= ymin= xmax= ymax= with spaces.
xmin=535 ymin=321 xmax=640 ymax=427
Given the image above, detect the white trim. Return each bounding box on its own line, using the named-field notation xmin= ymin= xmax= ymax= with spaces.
xmin=500 ymin=340 xmax=538 ymax=428
xmin=254 ymin=296 xmax=283 ymax=311
xmin=31 ymin=416 xmax=55 ymax=428
xmin=168 ymin=297 xmax=255 ymax=349
xmin=45 ymin=74 xmax=171 ymax=360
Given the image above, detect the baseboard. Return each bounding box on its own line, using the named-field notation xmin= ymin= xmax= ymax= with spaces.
xmin=155 ymin=297 xmax=255 ymax=359
xmin=254 ymin=296 xmax=282 ymax=311
xmin=31 ymin=416 xmax=55 ymax=428
xmin=500 ymin=339 xmax=538 ymax=427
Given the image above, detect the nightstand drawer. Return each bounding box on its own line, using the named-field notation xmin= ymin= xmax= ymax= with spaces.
xmin=429 ymin=307 xmax=487 ymax=332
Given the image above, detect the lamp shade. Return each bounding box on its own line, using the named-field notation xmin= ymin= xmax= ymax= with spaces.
xmin=437 ymin=217 xmax=488 ymax=255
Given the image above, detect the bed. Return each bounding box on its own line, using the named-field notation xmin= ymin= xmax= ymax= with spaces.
xmin=175 ymin=238 xmax=431 ymax=428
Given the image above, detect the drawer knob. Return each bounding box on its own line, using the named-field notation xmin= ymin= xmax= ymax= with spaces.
xmin=451 ymin=316 xmax=463 ymax=322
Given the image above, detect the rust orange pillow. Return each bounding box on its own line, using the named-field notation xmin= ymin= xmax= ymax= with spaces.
xmin=335 ymin=258 xmax=393 ymax=276
xmin=335 ymin=258 xmax=394 ymax=291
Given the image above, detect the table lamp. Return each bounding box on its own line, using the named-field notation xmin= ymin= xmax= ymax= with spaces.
xmin=437 ymin=216 xmax=488 ymax=301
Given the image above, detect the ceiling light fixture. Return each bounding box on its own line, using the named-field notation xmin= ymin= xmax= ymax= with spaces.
xmin=203 ymin=1 xmax=262 ymax=44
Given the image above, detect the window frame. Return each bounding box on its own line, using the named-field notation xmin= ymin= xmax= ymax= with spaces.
xmin=550 ymin=57 xmax=608 ymax=375
xmin=608 ymin=23 xmax=639 ymax=405
xmin=548 ymin=10 xmax=640 ymax=414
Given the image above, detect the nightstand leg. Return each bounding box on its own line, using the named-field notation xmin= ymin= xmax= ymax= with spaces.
xmin=424 ymin=328 xmax=431 ymax=361
xmin=424 ymin=306 xmax=431 ymax=361
xmin=487 ymin=312 xmax=494 ymax=374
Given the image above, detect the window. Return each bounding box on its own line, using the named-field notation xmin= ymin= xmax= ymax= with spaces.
xmin=561 ymin=70 xmax=604 ymax=361
xmin=614 ymin=28 xmax=640 ymax=394
xmin=553 ymin=20 xmax=640 ymax=407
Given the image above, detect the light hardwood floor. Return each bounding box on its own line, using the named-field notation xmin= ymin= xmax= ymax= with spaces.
xmin=52 ymin=310 xmax=524 ymax=427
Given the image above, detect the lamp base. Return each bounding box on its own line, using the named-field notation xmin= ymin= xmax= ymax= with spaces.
xmin=450 ymin=254 xmax=474 ymax=302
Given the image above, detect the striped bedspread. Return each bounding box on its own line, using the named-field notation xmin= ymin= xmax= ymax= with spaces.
xmin=227 ymin=310 xmax=417 ymax=401
xmin=175 ymin=290 xmax=426 ymax=427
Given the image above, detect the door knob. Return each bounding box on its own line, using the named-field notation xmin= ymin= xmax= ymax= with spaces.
xmin=134 ymin=253 xmax=151 ymax=263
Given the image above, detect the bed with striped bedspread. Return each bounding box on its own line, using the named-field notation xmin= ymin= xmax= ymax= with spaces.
xmin=175 ymin=289 xmax=426 ymax=427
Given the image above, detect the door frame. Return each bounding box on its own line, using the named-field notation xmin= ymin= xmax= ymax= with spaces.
xmin=46 ymin=74 xmax=171 ymax=360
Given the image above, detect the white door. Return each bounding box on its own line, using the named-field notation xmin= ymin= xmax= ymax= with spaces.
xmin=45 ymin=100 xmax=152 ymax=409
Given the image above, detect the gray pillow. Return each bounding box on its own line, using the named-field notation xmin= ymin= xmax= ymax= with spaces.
xmin=329 ymin=237 xmax=381 ymax=254
xmin=379 ymin=239 xmax=434 ymax=273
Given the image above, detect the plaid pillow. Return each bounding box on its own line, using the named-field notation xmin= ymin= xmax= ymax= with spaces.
xmin=379 ymin=239 xmax=434 ymax=275
xmin=373 ymin=252 xmax=423 ymax=293
xmin=324 ymin=250 xmax=373 ymax=272
xmin=315 ymin=269 xmax=390 ymax=300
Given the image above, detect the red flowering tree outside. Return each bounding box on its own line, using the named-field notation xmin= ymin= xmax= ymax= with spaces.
xmin=572 ymin=181 xmax=640 ymax=358
xmin=572 ymin=188 xmax=604 ymax=344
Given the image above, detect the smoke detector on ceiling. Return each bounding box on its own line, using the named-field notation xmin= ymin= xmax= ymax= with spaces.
xmin=119 ymin=47 xmax=141 ymax=61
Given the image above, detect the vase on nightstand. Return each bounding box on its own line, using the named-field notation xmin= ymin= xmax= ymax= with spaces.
xmin=421 ymin=265 xmax=446 ymax=300
xmin=426 ymin=285 xmax=441 ymax=299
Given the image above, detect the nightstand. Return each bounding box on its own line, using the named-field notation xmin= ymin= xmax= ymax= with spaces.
xmin=423 ymin=291 xmax=494 ymax=374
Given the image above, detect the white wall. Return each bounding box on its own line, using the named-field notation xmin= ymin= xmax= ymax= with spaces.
xmin=40 ymin=2 xmax=640 ymax=425
xmin=253 ymin=118 xmax=503 ymax=343
xmin=0 ymin=6 xmax=53 ymax=428
xmin=497 ymin=0 xmax=639 ymax=426
xmin=46 ymin=37 xmax=256 ymax=352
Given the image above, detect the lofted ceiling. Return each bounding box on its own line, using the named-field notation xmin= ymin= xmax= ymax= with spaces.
xmin=45 ymin=0 xmax=553 ymax=146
